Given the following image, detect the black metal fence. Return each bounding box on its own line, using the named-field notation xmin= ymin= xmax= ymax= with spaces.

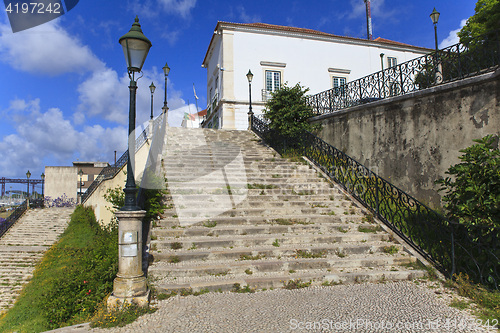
xmin=308 ymin=30 xmax=500 ymax=115
xmin=251 ymin=114 xmax=499 ymax=290
xmin=0 ymin=200 xmax=28 ymax=238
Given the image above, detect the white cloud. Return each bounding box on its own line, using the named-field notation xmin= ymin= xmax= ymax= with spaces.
xmin=0 ymin=98 xmax=127 ymax=177
xmin=347 ymin=0 xmax=397 ymax=21
xmin=0 ymin=20 xmax=105 ymax=76
xmin=439 ymin=19 xmax=467 ymax=49
xmin=76 ymin=69 xmax=129 ymax=125
xmin=237 ymin=6 xmax=261 ymax=23
xmin=158 ymin=0 xmax=197 ymax=19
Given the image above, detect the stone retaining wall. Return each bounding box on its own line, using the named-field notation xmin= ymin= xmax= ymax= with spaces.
xmin=310 ymin=69 xmax=500 ymax=208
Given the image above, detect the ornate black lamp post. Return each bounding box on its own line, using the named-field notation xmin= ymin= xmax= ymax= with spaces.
xmin=78 ymin=169 xmax=83 ymax=203
xmin=430 ymin=8 xmax=440 ymax=53
xmin=149 ymin=82 xmax=156 ymax=120
xmin=109 ymin=16 xmax=152 ymax=309
xmin=119 ymin=16 xmax=152 ymax=211
xmin=246 ymin=70 xmax=253 ymax=130
xmin=162 ymin=62 xmax=170 ymax=115
xmin=26 ymin=170 xmax=31 ymax=199
xmin=41 ymin=173 xmax=45 ymax=199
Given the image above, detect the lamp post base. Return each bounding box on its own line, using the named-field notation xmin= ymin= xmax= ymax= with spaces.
xmin=107 ymin=289 xmax=150 ymax=309
xmin=108 ymin=209 xmax=149 ymax=309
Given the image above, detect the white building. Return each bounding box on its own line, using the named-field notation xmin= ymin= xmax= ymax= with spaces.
xmin=201 ymin=22 xmax=431 ymax=130
xmin=181 ymin=109 xmax=207 ymax=128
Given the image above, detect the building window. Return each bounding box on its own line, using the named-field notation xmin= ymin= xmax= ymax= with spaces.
xmin=387 ymin=57 xmax=397 ymax=68
xmin=265 ymin=70 xmax=281 ymax=92
xmin=332 ymin=76 xmax=347 ymax=96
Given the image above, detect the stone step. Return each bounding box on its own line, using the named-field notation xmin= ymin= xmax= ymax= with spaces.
xmin=0 ymin=207 xmax=73 ymax=311
xmin=150 ymin=128 xmax=428 ymax=294
xmin=152 ymin=221 xmax=375 ymax=238
xmin=157 ymin=214 xmax=364 ymax=227
xmin=149 ymin=254 xmax=415 ymax=277
xmin=151 ymin=242 xmax=404 ymax=262
xmin=153 ymin=269 xmax=426 ymax=293
xmin=152 ymin=232 xmax=392 ymax=250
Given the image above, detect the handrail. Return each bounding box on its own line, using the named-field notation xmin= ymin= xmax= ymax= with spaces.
xmin=251 ymin=114 xmax=499 ymax=290
xmin=307 ymin=30 xmax=500 ymax=115
xmin=81 ymin=115 xmax=163 ymax=204
xmin=0 ymin=200 xmax=28 ymax=238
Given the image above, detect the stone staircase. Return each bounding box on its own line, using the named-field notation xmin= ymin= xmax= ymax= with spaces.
xmin=148 ymin=128 xmax=427 ymax=293
xmin=0 ymin=207 xmax=74 ymax=311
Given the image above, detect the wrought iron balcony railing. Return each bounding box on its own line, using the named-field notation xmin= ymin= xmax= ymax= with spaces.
xmin=308 ymin=30 xmax=500 ymax=115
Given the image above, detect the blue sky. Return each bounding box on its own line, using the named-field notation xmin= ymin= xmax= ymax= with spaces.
xmin=0 ymin=0 xmax=476 ymax=192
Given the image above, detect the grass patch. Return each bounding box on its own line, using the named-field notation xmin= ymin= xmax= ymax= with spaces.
xmin=203 ymin=220 xmax=217 ymax=228
xmin=358 ymin=225 xmax=382 ymax=233
xmin=246 ymin=183 xmax=278 ymax=190
xmin=170 ymin=242 xmax=182 ymax=250
xmin=155 ymin=288 xmax=209 ymax=301
xmin=272 ymin=218 xmax=310 ymax=225
xmin=231 ymin=283 xmax=255 ymax=293
xmin=383 ymin=245 xmax=399 ymax=255
xmin=449 ymin=298 xmax=470 ymax=310
xmin=449 ymin=273 xmax=500 ymax=325
xmin=0 ymin=206 xmax=118 ymax=332
xmin=168 ymin=256 xmax=180 ymax=263
xmin=272 ymin=239 xmax=280 ymax=247
xmin=239 ymin=254 xmax=265 ymax=261
xmin=90 ymin=299 xmax=156 ymax=328
xmin=283 ymin=279 xmax=312 ymax=290
xmin=295 ymin=249 xmax=326 ymax=259
xmin=244 ymin=269 xmax=253 ymax=275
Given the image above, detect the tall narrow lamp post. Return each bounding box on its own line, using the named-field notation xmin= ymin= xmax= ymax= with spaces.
xmin=430 ymin=8 xmax=441 ymax=84
xmin=26 ymin=170 xmax=31 ymax=207
xmin=430 ymin=8 xmax=440 ymax=53
xmin=148 ymin=82 xmax=156 ymax=138
xmin=149 ymin=82 xmax=156 ymax=120
xmin=41 ymin=173 xmax=45 ymax=200
xmin=109 ymin=16 xmax=152 ymax=309
xmin=246 ymin=70 xmax=253 ymax=130
xmin=162 ymin=62 xmax=170 ymax=120
xmin=78 ymin=169 xmax=83 ymax=204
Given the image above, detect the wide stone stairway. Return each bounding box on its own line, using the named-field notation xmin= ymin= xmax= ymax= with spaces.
xmin=0 ymin=207 xmax=74 ymax=311
xmin=148 ymin=128 xmax=427 ymax=293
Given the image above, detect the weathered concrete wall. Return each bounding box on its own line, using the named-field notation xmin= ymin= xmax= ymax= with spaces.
xmin=311 ymin=69 xmax=500 ymax=209
xmin=44 ymin=167 xmax=77 ymax=203
xmin=84 ymin=139 xmax=152 ymax=225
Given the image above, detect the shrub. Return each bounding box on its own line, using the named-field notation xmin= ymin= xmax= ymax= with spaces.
xmin=263 ymin=83 xmax=320 ymax=139
xmin=436 ymin=134 xmax=500 ymax=228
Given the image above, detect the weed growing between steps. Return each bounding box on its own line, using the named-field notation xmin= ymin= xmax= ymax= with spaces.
xmin=90 ymin=299 xmax=156 ymax=328
xmin=0 ymin=206 xmax=118 ymax=332
xmin=447 ymin=273 xmax=500 ymax=325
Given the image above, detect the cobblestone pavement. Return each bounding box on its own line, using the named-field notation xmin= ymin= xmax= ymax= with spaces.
xmin=48 ymin=280 xmax=497 ymax=333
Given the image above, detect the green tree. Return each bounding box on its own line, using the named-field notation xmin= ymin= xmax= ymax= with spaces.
xmin=458 ymin=0 xmax=500 ymax=44
xmin=263 ymin=83 xmax=318 ymax=138
xmin=436 ymin=134 xmax=500 ymax=228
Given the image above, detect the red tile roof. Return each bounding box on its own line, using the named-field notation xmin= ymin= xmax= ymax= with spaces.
xmin=203 ymin=21 xmax=431 ymax=66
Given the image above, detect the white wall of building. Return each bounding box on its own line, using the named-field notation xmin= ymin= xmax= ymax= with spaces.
xmin=203 ymin=22 xmax=431 ymax=130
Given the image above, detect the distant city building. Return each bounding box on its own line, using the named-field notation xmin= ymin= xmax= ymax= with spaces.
xmin=72 ymin=161 xmax=109 ymax=196
xmin=201 ymin=22 xmax=431 ymax=130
